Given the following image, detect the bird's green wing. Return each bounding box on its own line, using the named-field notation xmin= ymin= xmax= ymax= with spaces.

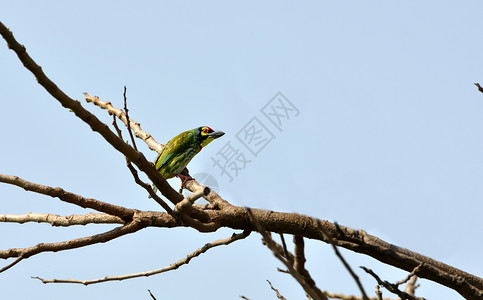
xmin=154 ymin=130 xmax=195 ymax=172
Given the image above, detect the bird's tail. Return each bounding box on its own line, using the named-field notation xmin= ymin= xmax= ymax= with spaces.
xmin=148 ymin=184 xmax=158 ymax=198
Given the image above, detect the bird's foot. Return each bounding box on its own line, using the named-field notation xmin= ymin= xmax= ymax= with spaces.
xmin=176 ymin=174 xmax=195 ymax=194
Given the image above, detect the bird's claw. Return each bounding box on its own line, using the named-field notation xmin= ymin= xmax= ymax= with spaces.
xmin=176 ymin=174 xmax=195 ymax=194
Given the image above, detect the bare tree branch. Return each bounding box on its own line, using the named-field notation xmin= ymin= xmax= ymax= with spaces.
xmin=0 ymin=213 xmax=123 ymax=226
xmin=475 ymin=82 xmax=483 ymax=93
xmin=122 ymin=86 xmax=138 ymax=151
xmin=32 ymin=230 xmax=250 ymax=285
xmin=174 ymin=186 xmax=210 ymax=214
xmin=0 ymin=257 xmax=24 ymax=273
xmin=375 ymin=286 xmax=383 ymax=300
xmin=148 ymin=289 xmax=157 ymax=300
xmin=293 ymin=235 xmax=307 ymax=274
xmin=0 ymin=174 xmax=134 ymax=220
xmin=84 ymin=92 xmax=163 ymax=153
xmin=267 ymin=280 xmax=287 ymax=300
xmin=360 ymin=266 xmax=425 ymax=300
xmin=292 ymin=235 xmax=327 ymax=299
xmin=0 ymin=220 xmax=144 ymax=260
xmin=247 ymin=208 xmax=328 ymax=300
xmin=225 ymin=208 xmax=482 ymax=300
xmin=404 ymin=276 xmax=419 ymax=297
xmin=0 ymin=220 xmax=145 ymax=272
xmin=396 ymin=263 xmax=422 ymax=286
xmin=322 ymin=291 xmax=394 ymax=300
xmin=316 ymin=221 xmax=369 ymax=300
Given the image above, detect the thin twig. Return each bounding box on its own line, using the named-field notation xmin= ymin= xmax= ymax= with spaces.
xmin=279 ymin=234 xmax=293 ymax=265
xmin=33 ymin=230 xmax=250 ymax=285
xmin=0 ymin=256 xmax=23 ymax=273
xmin=126 ymin=162 xmax=174 ymax=214
xmin=396 ymin=263 xmax=422 ymax=286
xmin=375 ymin=286 xmax=383 ymax=300
xmin=475 ymin=83 xmax=483 ymax=93
xmin=316 ymin=221 xmax=369 ymax=300
xmin=322 ymin=291 xmax=393 ymax=300
xmin=360 ymin=266 xmax=425 ymax=300
xmin=148 ymin=289 xmax=157 ymax=300
xmin=267 ymin=280 xmax=287 ymax=300
xmin=123 ymin=86 xmax=138 ymax=151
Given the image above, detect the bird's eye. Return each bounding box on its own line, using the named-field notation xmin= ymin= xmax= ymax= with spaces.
xmin=202 ymin=127 xmax=212 ymax=134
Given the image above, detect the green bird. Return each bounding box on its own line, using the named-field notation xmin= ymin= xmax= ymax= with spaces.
xmin=151 ymin=126 xmax=224 ymax=195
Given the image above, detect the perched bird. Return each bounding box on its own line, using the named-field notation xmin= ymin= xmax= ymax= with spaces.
xmin=151 ymin=126 xmax=224 ymax=195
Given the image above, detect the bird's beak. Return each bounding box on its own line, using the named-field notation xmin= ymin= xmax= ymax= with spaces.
xmin=209 ymin=131 xmax=225 ymax=139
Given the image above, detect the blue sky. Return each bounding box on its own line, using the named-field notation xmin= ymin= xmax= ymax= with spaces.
xmin=1 ymin=1 xmax=482 ymax=299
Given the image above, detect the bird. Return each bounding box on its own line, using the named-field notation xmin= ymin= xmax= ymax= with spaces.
xmin=150 ymin=126 xmax=224 ymax=196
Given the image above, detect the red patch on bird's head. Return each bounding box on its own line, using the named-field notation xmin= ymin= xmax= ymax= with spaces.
xmin=201 ymin=126 xmax=214 ymax=134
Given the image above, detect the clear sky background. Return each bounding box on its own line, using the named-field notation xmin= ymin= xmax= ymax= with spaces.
xmin=1 ymin=1 xmax=482 ymax=299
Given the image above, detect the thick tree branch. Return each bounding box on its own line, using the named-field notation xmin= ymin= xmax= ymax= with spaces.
xmin=212 ymin=207 xmax=483 ymax=300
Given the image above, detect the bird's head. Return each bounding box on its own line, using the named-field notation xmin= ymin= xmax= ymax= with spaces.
xmin=196 ymin=126 xmax=225 ymax=148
